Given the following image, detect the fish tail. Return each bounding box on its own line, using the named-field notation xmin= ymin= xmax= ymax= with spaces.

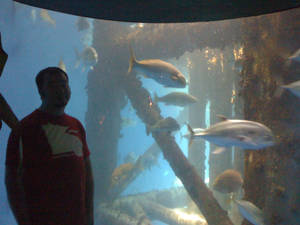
xmin=186 ymin=123 xmax=195 ymax=148
xmin=128 ymin=45 xmax=137 ymax=74
xmin=186 ymin=123 xmax=195 ymax=136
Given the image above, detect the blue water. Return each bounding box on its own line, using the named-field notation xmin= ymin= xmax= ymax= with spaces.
xmin=0 ymin=1 xmax=210 ymax=224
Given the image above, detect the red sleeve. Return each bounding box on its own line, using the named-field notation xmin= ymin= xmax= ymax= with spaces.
xmin=5 ymin=129 xmax=22 ymax=168
xmin=77 ymin=121 xmax=90 ymax=158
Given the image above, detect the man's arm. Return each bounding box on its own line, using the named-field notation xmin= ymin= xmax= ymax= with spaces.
xmin=85 ymin=156 xmax=94 ymax=225
xmin=5 ymin=132 xmax=30 ymax=225
xmin=5 ymin=165 xmax=31 ymax=225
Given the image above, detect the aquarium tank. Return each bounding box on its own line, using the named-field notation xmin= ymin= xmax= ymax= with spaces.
xmin=0 ymin=0 xmax=299 ymax=224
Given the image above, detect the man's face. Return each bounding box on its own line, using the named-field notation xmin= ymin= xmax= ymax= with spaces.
xmin=40 ymin=72 xmax=71 ymax=108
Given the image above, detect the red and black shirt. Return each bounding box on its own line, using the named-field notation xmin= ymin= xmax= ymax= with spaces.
xmin=6 ymin=109 xmax=90 ymax=225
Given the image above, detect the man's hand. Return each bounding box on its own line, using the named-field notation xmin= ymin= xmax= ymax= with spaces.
xmin=0 ymin=32 xmax=8 ymax=77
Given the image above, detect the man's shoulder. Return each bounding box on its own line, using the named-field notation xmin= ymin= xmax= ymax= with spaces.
xmin=63 ymin=113 xmax=85 ymax=130
xmin=64 ymin=113 xmax=82 ymax=125
xmin=20 ymin=109 xmax=40 ymax=126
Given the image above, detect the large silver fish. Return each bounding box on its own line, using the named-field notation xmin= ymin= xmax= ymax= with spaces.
xmin=281 ymin=80 xmax=300 ymax=98
xmin=128 ymin=47 xmax=186 ymax=88
xmin=185 ymin=115 xmax=275 ymax=151
xmin=154 ymin=92 xmax=197 ymax=107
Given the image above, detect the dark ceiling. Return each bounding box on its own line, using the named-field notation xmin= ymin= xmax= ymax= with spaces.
xmin=14 ymin=0 xmax=300 ymax=23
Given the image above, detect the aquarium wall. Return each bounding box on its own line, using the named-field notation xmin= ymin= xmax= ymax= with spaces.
xmin=0 ymin=1 xmax=299 ymax=224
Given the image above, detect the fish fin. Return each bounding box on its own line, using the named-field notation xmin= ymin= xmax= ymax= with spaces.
xmin=237 ymin=135 xmax=253 ymax=144
xmin=128 ymin=45 xmax=137 ymax=74
xmin=216 ymin=114 xmax=228 ymax=121
xmin=212 ymin=147 xmax=226 ymax=154
xmin=171 ymin=75 xmax=178 ymax=80
xmin=186 ymin=123 xmax=195 ymax=136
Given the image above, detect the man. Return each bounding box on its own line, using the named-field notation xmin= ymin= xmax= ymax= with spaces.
xmin=5 ymin=67 xmax=94 ymax=225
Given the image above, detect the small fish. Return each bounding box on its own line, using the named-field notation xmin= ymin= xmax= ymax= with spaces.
xmin=146 ymin=117 xmax=180 ymax=135
xmin=76 ymin=17 xmax=90 ymax=31
xmin=280 ymin=80 xmax=300 ymax=98
xmin=75 ymin=46 xmax=98 ymax=71
xmin=58 ymin=58 xmax=67 ymax=72
xmin=213 ymin=169 xmax=243 ymax=194
xmin=154 ymin=92 xmax=198 ymax=107
xmin=110 ymin=163 xmax=134 ymax=188
xmin=40 ymin=9 xmax=56 ymax=27
xmin=234 ymin=199 xmax=265 ymax=225
xmin=185 ymin=115 xmax=275 ymax=150
xmin=128 ymin=46 xmax=186 ymax=88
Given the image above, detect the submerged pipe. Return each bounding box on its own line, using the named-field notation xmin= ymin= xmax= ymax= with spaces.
xmin=120 ymin=71 xmax=233 ymax=225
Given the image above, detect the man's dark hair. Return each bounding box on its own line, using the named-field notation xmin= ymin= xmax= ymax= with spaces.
xmin=35 ymin=67 xmax=69 ymax=92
